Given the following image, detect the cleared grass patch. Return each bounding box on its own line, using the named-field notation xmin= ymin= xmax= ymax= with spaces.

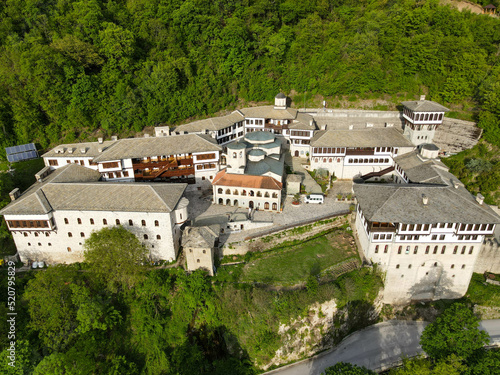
xmin=466 ymin=273 xmax=500 ymax=307
xmin=240 ymin=230 xmax=358 ymax=286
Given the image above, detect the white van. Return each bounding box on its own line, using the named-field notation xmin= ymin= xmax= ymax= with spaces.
xmin=304 ymin=194 xmax=324 ymax=204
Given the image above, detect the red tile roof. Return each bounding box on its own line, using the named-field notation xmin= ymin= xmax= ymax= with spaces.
xmin=212 ymin=169 xmax=282 ymax=190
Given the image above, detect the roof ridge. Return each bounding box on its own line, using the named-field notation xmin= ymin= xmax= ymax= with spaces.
xmin=148 ymin=185 xmax=171 ymax=211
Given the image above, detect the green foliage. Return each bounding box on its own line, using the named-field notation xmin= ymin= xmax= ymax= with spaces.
xmin=388 ymin=354 xmax=466 ymax=375
xmin=83 ymin=226 xmax=149 ymax=292
xmin=0 ymin=0 xmax=498 ymax=148
xmin=466 ymin=273 xmax=500 ymax=307
xmin=420 ymin=303 xmax=489 ymax=360
xmin=323 ymin=362 xmax=376 ymax=374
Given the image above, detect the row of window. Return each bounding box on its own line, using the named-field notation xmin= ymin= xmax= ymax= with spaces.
xmin=67 ymin=232 xmax=161 ymax=240
xmin=293 ymin=139 xmax=310 ymax=145
xmin=373 ymin=234 xmax=393 ymax=240
xmin=313 ymin=147 xmax=346 ymax=154
xmin=375 ymin=245 xmax=474 ymax=255
xmin=8 ymin=220 xmax=50 ymax=228
xmin=404 ymin=110 xmax=443 ymax=122
xmin=102 ymin=162 xmax=120 ymax=169
xmin=217 ymin=188 xmax=278 ymax=198
xmin=196 ymin=163 xmax=216 ymax=170
xmin=64 ymin=218 xmax=160 ymax=227
xmin=22 ymin=232 xmax=50 ymax=237
xmin=290 ymin=131 xmax=311 ymax=137
xmin=347 ymin=158 xmax=390 ymax=164
xmin=396 ymin=263 xmax=466 ymax=269
xmin=107 ymin=170 xmax=130 ymax=179
xmin=195 ymin=153 xmax=216 ymax=161
xmin=246 ymin=119 xmax=264 ymax=125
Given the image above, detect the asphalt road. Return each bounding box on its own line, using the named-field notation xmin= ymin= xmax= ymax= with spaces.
xmin=263 ymin=319 xmax=500 ymax=375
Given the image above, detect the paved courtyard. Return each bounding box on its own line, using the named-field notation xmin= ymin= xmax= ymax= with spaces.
xmin=184 ymin=187 xmax=352 ymax=243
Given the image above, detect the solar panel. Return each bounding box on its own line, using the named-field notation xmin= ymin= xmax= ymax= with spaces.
xmin=5 ymin=143 xmax=38 ymax=163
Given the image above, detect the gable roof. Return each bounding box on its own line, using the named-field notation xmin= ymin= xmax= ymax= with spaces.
xmin=354 ymin=183 xmax=500 ymax=224
xmin=42 ymin=140 xmax=117 ymax=159
xmin=0 ymin=164 xmax=187 ymax=215
xmin=311 ymin=127 xmax=414 ymax=148
xmin=212 ymin=169 xmax=282 ymax=190
xmin=401 ymin=100 xmax=450 ymax=112
xmin=394 ymin=151 xmax=460 ymax=185
xmin=92 ymin=134 xmax=221 ymax=162
xmin=174 ymin=111 xmax=245 ymax=133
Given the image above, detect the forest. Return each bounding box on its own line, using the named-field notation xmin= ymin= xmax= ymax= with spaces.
xmin=0 ymin=0 xmax=499 ymax=152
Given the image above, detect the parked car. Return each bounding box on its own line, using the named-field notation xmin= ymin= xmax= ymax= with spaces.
xmin=304 ymin=194 xmax=324 ymax=204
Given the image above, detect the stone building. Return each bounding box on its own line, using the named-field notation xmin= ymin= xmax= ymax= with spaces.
xmin=183 ymin=225 xmax=219 ymax=276
xmin=354 ymin=179 xmax=499 ymax=304
xmin=43 ymin=134 xmax=221 ymax=187
xmin=0 ymin=164 xmax=189 ymax=264
xmin=212 ymin=131 xmax=284 ymax=211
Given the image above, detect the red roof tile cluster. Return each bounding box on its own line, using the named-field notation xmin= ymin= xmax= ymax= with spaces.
xmin=212 ymin=169 xmax=282 ymax=190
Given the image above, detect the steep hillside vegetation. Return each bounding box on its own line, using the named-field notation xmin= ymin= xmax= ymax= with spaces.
xmin=0 ymin=0 xmax=499 ymax=151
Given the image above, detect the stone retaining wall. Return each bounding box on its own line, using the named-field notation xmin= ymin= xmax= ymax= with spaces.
xmin=222 ymin=216 xmax=348 ymax=256
xmin=475 ymin=238 xmax=500 ymax=274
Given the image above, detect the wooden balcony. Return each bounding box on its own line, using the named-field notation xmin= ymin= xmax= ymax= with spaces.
xmin=135 ymin=166 xmax=195 ymax=180
xmin=346 ymin=148 xmax=375 ymax=156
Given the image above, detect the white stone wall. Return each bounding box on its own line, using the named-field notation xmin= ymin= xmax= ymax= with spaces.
xmin=213 ymin=186 xmax=281 ymax=211
xmin=44 ymin=156 xmax=98 ymax=170
xmin=9 ymin=210 xmax=179 ymax=264
xmin=404 ymin=127 xmax=436 ymax=146
xmin=185 ymin=246 xmax=215 ymax=276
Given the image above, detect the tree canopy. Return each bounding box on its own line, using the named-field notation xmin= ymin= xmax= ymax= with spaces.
xmin=322 ymin=362 xmax=376 ymax=374
xmin=83 ymin=226 xmax=149 ymax=292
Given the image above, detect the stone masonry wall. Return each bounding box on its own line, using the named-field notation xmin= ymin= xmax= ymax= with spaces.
xmin=222 ymin=216 xmax=348 ymax=256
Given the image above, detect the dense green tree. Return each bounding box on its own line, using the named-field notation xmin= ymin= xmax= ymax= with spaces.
xmin=322 ymin=362 xmax=376 ymax=374
xmin=420 ymin=303 xmax=489 ymax=360
xmin=83 ymin=226 xmax=149 ymax=292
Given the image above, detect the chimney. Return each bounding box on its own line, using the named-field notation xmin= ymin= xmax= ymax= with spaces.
xmin=9 ymin=188 xmax=20 ymax=201
xmin=111 ymin=136 xmax=118 ymax=141
xmin=422 ymin=194 xmax=429 ymax=205
xmin=98 ymin=147 xmax=103 ymax=153
xmin=476 ymin=193 xmax=484 ymax=205
xmin=420 ymin=95 xmax=426 ymax=101
xmin=349 ymin=125 xmax=354 ymax=130
xmin=385 ymin=123 xmax=394 ymax=128
xmin=98 ymin=137 xmax=103 ymax=144
xmin=80 ymin=147 xmax=86 ymax=154
xmin=453 ymin=181 xmax=459 ymax=189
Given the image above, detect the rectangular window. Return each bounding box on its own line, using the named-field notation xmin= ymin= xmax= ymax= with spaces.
xmin=48 ymin=159 xmax=59 ymax=166
xmin=425 ymin=246 xmax=430 ymax=254
xmin=196 ymin=153 xmax=216 ymax=161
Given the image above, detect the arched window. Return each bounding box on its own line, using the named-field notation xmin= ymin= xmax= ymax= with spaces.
xmin=272 ymin=192 xmax=278 ymax=198
xmin=264 ymin=202 xmax=269 ymax=210
xmin=218 ymin=188 xmax=223 ymax=194
xmin=233 ymin=199 xmax=239 ymax=206
xmin=233 ymin=190 xmax=239 ymax=195
xmin=103 ymin=219 xmax=107 ymax=225
xmin=249 ymin=190 xmax=255 ymax=196
xmin=156 ymin=235 xmax=161 ymax=240
xmin=90 ymin=218 xmax=94 ymax=225
xmin=218 ymin=198 xmax=223 ymax=204
xmin=64 ymin=218 xmax=69 ymax=224
xmin=233 ymin=152 xmax=237 ymax=158
xmin=129 ymin=219 xmax=133 ymax=226
xmin=272 ymin=203 xmax=277 ymax=210
xmin=68 ymin=232 xmax=72 ymax=237
xmin=116 ymin=219 xmax=120 ymax=225
xmin=242 ymin=190 xmax=247 ymax=196
xmin=144 ymin=234 xmax=148 ymax=240
xmin=155 ymin=220 xmax=159 ymax=227
xmin=264 ymin=192 xmax=270 ymax=198
xmin=77 ymin=218 xmax=82 ymax=224
xmin=226 ymin=199 xmax=231 ymax=205
xmin=80 ymin=232 xmax=85 ymax=238
xmin=226 ymin=189 xmax=231 ymax=194
xmin=142 ymin=220 xmax=146 ymax=226
xmin=67 ymin=247 xmax=71 ymax=252
xmin=256 ymin=191 xmax=262 ymax=197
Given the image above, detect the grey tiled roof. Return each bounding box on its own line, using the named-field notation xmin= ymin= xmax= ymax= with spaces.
xmin=354 ymin=183 xmax=500 ymax=224
xmin=240 ymin=106 xmax=297 ymax=120
xmin=182 ymin=226 xmax=219 ymax=248
xmin=311 ymin=128 xmax=414 ymax=148
xmin=92 ymin=134 xmax=221 ymax=162
xmin=0 ymin=164 xmax=187 ymax=215
xmin=42 ymin=140 xmax=118 ymax=158
xmin=288 ymin=112 xmax=316 ymax=130
xmin=401 ymin=100 xmax=450 ymax=112
xmin=394 ymin=151 xmax=462 ymax=186
xmin=174 ymin=111 xmax=245 ymax=133
xmin=245 ymin=154 xmax=285 ymax=178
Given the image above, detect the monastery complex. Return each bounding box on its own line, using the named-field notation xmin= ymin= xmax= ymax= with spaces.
xmin=1 ymin=93 xmax=499 ymax=304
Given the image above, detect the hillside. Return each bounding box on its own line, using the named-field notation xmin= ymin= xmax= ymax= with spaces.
xmin=0 ymin=0 xmax=499 ymax=152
